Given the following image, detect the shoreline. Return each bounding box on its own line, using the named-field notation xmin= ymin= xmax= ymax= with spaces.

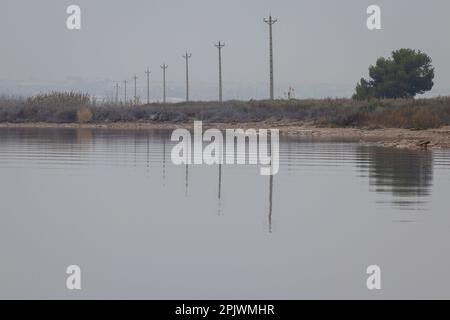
xmin=1 ymin=121 xmax=450 ymax=150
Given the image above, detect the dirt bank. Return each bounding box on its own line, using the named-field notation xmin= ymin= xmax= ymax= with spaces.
xmin=1 ymin=121 xmax=450 ymax=150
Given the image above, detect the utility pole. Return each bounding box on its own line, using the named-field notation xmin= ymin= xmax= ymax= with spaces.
xmin=145 ymin=68 xmax=151 ymax=104
xmin=133 ymin=75 xmax=138 ymax=105
xmin=115 ymin=82 xmax=119 ymax=104
xmin=264 ymin=15 xmax=278 ymax=100
xmin=182 ymin=51 xmax=192 ymax=102
xmin=160 ymin=64 xmax=168 ymax=104
xmin=214 ymin=41 xmax=225 ymax=103
xmin=124 ymin=80 xmax=128 ymax=104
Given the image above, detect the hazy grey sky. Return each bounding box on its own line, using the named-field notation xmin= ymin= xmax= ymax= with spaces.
xmin=1 ymin=0 xmax=449 ymax=99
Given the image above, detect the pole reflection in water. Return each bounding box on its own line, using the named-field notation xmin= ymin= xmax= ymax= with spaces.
xmin=146 ymin=132 xmax=149 ymax=173
xmin=268 ymin=172 xmax=273 ymax=233
xmin=268 ymin=134 xmax=274 ymax=233
xmin=185 ymin=164 xmax=189 ymax=196
xmin=218 ymin=163 xmax=222 ymax=216
xmin=134 ymin=131 xmax=137 ymax=167
xmin=162 ymin=136 xmax=166 ymax=185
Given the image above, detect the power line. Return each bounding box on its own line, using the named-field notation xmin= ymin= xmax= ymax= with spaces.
xmin=182 ymin=51 xmax=192 ymax=102
xmin=214 ymin=41 xmax=225 ymax=103
xmin=160 ymin=64 xmax=168 ymax=104
xmin=264 ymin=15 xmax=278 ymax=100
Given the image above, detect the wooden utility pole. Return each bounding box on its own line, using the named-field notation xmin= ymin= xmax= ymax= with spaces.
xmin=115 ymin=82 xmax=119 ymax=104
xmin=264 ymin=15 xmax=278 ymax=100
xmin=182 ymin=52 xmax=192 ymax=102
xmin=214 ymin=41 xmax=225 ymax=103
xmin=124 ymin=80 xmax=128 ymax=104
xmin=160 ymin=64 xmax=168 ymax=104
xmin=145 ymin=68 xmax=151 ymax=104
xmin=133 ymin=75 xmax=138 ymax=105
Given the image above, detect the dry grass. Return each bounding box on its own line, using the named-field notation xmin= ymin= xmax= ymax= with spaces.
xmin=1 ymin=92 xmax=450 ymax=129
xmin=76 ymin=108 xmax=93 ymax=123
xmin=25 ymin=92 xmax=90 ymax=108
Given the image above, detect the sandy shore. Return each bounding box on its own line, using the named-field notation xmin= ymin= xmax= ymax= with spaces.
xmin=1 ymin=121 xmax=450 ymax=150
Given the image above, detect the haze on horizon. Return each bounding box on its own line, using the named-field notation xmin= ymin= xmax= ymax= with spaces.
xmin=1 ymin=0 xmax=449 ymax=100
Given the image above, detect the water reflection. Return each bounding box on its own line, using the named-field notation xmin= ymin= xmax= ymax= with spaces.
xmin=0 ymin=127 xmax=444 ymax=220
xmin=76 ymin=128 xmax=93 ymax=144
xmin=357 ymin=145 xmax=433 ymax=209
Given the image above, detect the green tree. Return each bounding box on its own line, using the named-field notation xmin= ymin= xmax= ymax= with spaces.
xmin=353 ymin=49 xmax=434 ymax=100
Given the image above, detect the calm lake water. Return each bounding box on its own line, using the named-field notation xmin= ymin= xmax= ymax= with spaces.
xmin=0 ymin=127 xmax=450 ymax=299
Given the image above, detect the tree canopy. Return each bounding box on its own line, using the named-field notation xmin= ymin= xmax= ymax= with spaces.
xmin=353 ymin=49 xmax=434 ymax=100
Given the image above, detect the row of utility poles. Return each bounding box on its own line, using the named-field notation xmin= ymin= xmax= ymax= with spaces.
xmin=114 ymin=63 xmax=169 ymax=105
xmin=114 ymin=15 xmax=277 ymax=105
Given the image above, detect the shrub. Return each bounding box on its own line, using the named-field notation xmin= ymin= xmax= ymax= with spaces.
xmin=76 ymin=108 xmax=93 ymax=123
xmin=408 ymin=109 xmax=443 ymax=129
